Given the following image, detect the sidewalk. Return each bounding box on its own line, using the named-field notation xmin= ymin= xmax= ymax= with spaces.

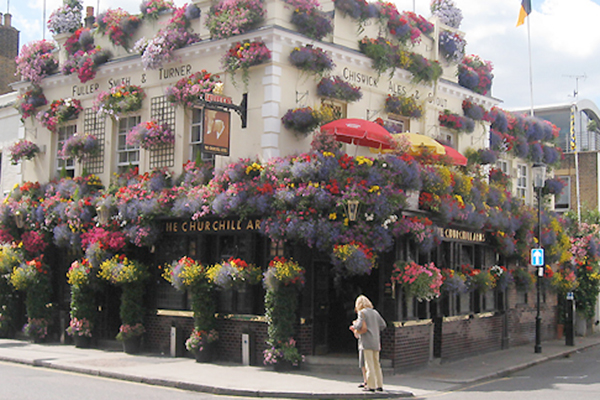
xmin=1 ymin=335 xmax=599 ymax=399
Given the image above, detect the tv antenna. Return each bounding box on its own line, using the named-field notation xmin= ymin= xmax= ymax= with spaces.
xmin=563 ymin=74 xmax=587 ymax=99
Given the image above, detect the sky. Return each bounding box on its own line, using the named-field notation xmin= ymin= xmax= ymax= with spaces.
xmin=7 ymin=0 xmax=600 ymax=110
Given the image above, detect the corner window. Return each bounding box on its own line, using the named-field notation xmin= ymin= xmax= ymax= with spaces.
xmin=57 ymin=124 xmax=76 ymax=178
xmin=117 ymin=116 xmax=141 ymax=174
xmin=516 ymin=164 xmax=527 ymax=200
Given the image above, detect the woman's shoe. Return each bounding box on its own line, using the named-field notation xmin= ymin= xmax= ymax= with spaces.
xmin=376 ymin=388 xmax=383 ymax=391
xmin=358 ymin=383 xmax=366 ymax=388
xmin=362 ymin=388 xmax=375 ymax=392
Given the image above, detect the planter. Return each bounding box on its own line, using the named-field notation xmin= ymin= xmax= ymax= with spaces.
xmin=273 ymin=359 xmax=299 ymax=372
xmin=236 ymin=284 xmax=255 ymax=314
xmin=193 ymin=342 xmax=215 ymax=363
xmin=73 ymin=335 xmax=92 ymax=349
xmin=122 ymin=335 xmax=142 ymax=354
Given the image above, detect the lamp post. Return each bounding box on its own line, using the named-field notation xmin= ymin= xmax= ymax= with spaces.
xmin=532 ymin=163 xmax=546 ymax=354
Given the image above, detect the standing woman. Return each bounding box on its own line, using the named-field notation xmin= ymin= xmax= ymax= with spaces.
xmin=349 ymin=295 xmax=386 ymax=392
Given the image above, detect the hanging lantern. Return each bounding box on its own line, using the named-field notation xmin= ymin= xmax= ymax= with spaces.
xmin=96 ymin=204 xmax=111 ymax=225
xmin=14 ymin=210 xmax=25 ymax=228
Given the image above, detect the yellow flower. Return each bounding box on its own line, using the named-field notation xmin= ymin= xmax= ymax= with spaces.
xmin=369 ymin=185 xmax=380 ymax=193
xmin=329 ymin=213 xmax=337 ymax=220
xmin=355 ymin=156 xmax=373 ymax=166
xmin=322 ymin=151 xmax=335 ymax=157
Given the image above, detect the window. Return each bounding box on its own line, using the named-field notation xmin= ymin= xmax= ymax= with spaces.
xmin=555 ymin=175 xmax=571 ymax=210
xmin=57 ymin=124 xmax=76 ymax=177
xmin=516 ymin=164 xmax=527 ymax=200
xmin=149 ymin=96 xmax=175 ymax=169
xmin=321 ymin=100 xmax=346 ymax=123
xmin=117 ymin=116 xmax=141 ymax=174
xmin=496 ymin=159 xmax=509 ymax=174
xmin=83 ymin=108 xmax=106 ymax=175
xmin=383 ymin=115 xmax=409 ymax=134
xmin=190 ymin=107 xmax=215 ymax=166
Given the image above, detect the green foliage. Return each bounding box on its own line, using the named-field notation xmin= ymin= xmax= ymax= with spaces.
xmin=120 ymin=282 xmax=144 ymax=326
xmin=574 ymin=263 xmax=600 ymax=320
xmin=265 ymin=285 xmax=298 ymax=344
xmin=190 ymin=280 xmax=215 ymax=331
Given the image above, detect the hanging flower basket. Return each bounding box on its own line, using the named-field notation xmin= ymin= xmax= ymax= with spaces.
xmin=165 ymin=70 xmax=221 ymax=108
xmin=331 ymin=241 xmax=376 ymax=278
xmin=62 ymin=48 xmax=112 ymax=84
xmin=289 ymin=45 xmax=334 ymax=76
xmin=133 ymin=27 xmax=200 ymax=70
xmin=95 ymin=8 xmax=141 ymax=48
xmin=281 ymin=107 xmax=321 ymax=136
xmin=37 ymin=98 xmax=83 ymax=132
xmin=15 ymin=86 xmax=47 ymax=122
xmin=206 ymin=257 xmax=261 ymax=289
xmin=47 ymin=0 xmax=83 ymax=35
xmin=385 ymin=94 xmax=423 ymax=118
xmin=59 ymin=133 xmax=100 ymax=162
xmin=440 ymin=268 xmax=468 ymax=294
xmin=439 ymin=110 xmax=475 ymax=133
xmin=317 ymin=76 xmax=362 ymax=103
xmin=126 ymin=120 xmax=174 ymax=150
xmin=431 ymin=0 xmax=463 ymax=29
xmin=262 ymin=257 xmax=305 ymax=291
xmin=290 ymin=7 xmax=333 ymax=41
xmin=98 ymin=254 xmax=150 ymax=285
xmin=458 ymin=54 xmax=493 ymax=95
xmin=391 ymin=261 xmax=442 ymax=302
xmin=140 ymin=0 xmax=175 ymax=20
xmin=162 ymin=256 xmax=207 ymax=291
xmin=8 ymin=140 xmax=41 ymax=165
xmin=439 ymin=30 xmax=466 ymax=63
xmin=94 ymin=84 xmax=145 ymax=117
xmin=222 ymin=40 xmax=271 ymax=88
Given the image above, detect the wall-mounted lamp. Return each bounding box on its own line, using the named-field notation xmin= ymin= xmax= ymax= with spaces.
xmin=345 ymin=199 xmax=360 ymax=222
xmin=96 ymin=205 xmax=111 ymax=225
xmin=14 ymin=210 xmax=25 ymax=229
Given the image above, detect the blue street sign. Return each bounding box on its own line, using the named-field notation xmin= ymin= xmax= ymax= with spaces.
xmin=531 ymin=248 xmax=544 ymax=266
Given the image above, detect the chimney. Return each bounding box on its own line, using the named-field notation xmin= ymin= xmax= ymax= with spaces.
xmin=4 ymin=13 xmax=11 ymax=27
xmin=85 ymin=7 xmax=95 ymax=28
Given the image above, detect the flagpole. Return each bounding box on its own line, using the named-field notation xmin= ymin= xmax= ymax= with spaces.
xmin=526 ymin=15 xmax=534 ymax=117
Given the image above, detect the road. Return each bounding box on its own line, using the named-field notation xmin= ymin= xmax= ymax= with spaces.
xmin=423 ymin=345 xmax=600 ymax=399
xmin=0 ymin=361 xmax=240 ymax=400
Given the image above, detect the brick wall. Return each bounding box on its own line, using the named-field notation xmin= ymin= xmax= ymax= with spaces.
xmin=440 ymin=314 xmax=503 ymax=361
xmin=506 ymin=286 xmax=558 ymax=347
xmin=390 ymin=323 xmax=432 ymax=372
xmin=0 ymin=25 xmax=18 ymax=95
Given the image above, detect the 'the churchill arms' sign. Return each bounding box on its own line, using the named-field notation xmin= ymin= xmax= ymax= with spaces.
xmin=164 ymin=218 xmax=262 ymax=234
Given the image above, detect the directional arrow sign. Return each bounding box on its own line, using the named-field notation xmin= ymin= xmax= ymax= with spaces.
xmin=531 ymin=248 xmax=544 ymax=266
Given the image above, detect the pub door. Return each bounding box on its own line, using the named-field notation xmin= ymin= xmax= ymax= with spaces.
xmin=312 ymin=261 xmax=380 ymax=355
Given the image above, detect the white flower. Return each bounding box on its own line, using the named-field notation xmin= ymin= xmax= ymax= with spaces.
xmin=48 ymin=5 xmax=82 ymax=35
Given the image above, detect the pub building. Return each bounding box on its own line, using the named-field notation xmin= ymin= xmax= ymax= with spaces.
xmin=5 ymin=0 xmax=560 ymax=371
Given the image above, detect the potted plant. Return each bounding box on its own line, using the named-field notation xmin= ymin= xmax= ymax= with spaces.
xmin=440 ymin=268 xmax=467 ymax=294
xmin=15 ymin=40 xmax=58 ymax=84
xmin=94 ymin=83 xmax=145 ymax=117
xmin=126 ymin=120 xmax=175 ymax=150
xmin=205 ymin=0 xmax=265 ymax=40
xmin=9 ymin=258 xmax=52 ymax=343
xmin=133 ymin=27 xmax=199 ymax=70
xmin=140 ymin=0 xmax=175 ymax=20
xmin=47 ymin=0 xmax=82 ymax=35
xmin=98 ymin=254 xmax=149 ymax=354
xmin=263 ymin=337 xmax=304 ymax=371
xmin=65 ymin=258 xmax=96 ymax=348
xmin=317 ymin=76 xmax=362 ymax=103
xmin=289 ymin=4 xmax=333 ymax=41
xmin=438 ymin=30 xmax=466 ymax=63
xmin=185 ymin=328 xmax=219 ymax=362
xmin=163 ymin=256 xmax=216 ymax=362
xmin=262 ymin=257 xmax=305 ymax=369
xmin=385 ymin=94 xmax=423 ymax=119
xmin=8 ymin=140 xmax=41 ymax=165
xmin=95 ymin=8 xmax=141 ymax=48
xmin=458 ymin=54 xmax=493 ymax=95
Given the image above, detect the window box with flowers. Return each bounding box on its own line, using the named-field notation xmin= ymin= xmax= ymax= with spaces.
xmin=378 ymin=3 xmax=422 ymax=46
xmin=15 ymin=86 xmax=47 ymax=122
xmin=317 ymin=76 xmax=362 ymax=103
xmin=94 ymin=84 xmax=146 ymax=117
xmin=126 ymin=120 xmax=174 ymax=150
xmin=163 ymin=256 xmax=216 ymax=353
xmin=358 ymin=36 xmax=398 ymax=77
xmin=37 ymin=98 xmax=83 ymax=133
xmin=222 ymin=40 xmax=271 ymax=89
xmin=140 ymin=0 xmax=175 ymax=20
xmin=401 ymin=51 xmax=443 ymax=84
xmin=281 ymin=107 xmax=321 ymax=136
xmin=462 ymin=99 xmax=486 ymax=121
xmin=62 ymin=47 xmax=112 ymax=84
xmin=289 ymin=45 xmax=334 ymax=77
xmin=390 ymin=261 xmax=442 ymax=302
xmin=384 ymin=94 xmax=423 ymax=119
xmin=59 ymin=133 xmax=101 ymax=163
xmin=15 ymin=40 xmax=58 ymax=84
xmin=458 ymin=54 xmax=494 ymax=95
xmin=133 ymin=26 xmax=200 ymax=70
xmin=262 ymin=257 xmax=305 ymax=369
xmin=98 ymin=254 xmax=149 ymax=353
xmin=439 ymin=110 xmax=475 ymax=133
xmin=206 ymin=257 xmax=262 ymax=313
xmin=8 ymin=140 xmax=41 ymax=165
xmin=205 ymin=0 xmax=266 ymax=40
xmin=165 ymin=70 xmax=222 ymax=108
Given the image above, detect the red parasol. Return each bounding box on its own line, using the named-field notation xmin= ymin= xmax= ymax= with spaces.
xmin=440 ymin=144 xmax=468 ymax=166
xmin=321 ymin=119 xmax=393 ymax=149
